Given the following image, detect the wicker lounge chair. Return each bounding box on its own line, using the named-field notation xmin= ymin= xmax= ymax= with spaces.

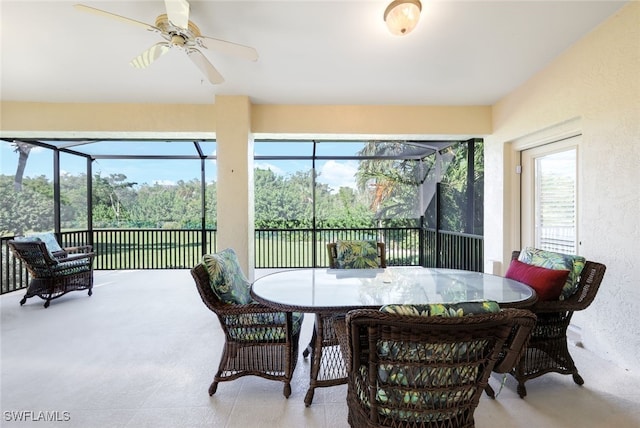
xmin=507 ymin=250 xmax=606 ymax=397
xmin=8 ymin=236 xmax=95 ymax=308
xmin=191 ymin=250 xmax=303 ymax=398
xmin=340 ymin=304 xmax=536 ymax=428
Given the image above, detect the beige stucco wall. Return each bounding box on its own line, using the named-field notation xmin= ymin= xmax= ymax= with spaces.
xmin=0 ymin=102 xmax=491 ymax=137
xmin=485 ymin=2 xmax=640 ymax=371
xmin=0 ymin=102 xmax=217 ymax=134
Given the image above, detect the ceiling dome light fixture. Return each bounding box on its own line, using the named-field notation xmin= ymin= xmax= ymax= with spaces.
xmin=384 ymin=0 xmax=422 ymax=36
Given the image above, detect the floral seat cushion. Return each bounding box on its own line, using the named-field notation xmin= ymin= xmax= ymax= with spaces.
xmin=380 ymin=301 xmax=500 ymax=317
xmin=225 ymin=310 xmax=304 ymax=342
xmin=335 ymin=240 xmax=380 ymax=269
xmin=517 ymin=247 xmax=585 ymax=300
xmin=202 ymin=248 xmax=253 ymax=305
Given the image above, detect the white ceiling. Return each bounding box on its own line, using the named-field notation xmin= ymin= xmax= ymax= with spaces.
xmin=0 ymin=0 xmax=628 ymax=106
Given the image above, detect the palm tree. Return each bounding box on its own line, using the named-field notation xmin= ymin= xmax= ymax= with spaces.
xmin=355 ymin=142 xmax=426 ymax=229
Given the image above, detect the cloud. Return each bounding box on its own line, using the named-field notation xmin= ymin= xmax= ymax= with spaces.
xmin=255 ymin=162 xmax=285 ymax=175
xmin=152 ymin=179 xmax=176 ymax=186
xmin=317 ymin=160 xmax=358 ymax=193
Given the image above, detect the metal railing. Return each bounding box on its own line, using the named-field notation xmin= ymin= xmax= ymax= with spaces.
xmin=1 ymin=237 xmax=29 ymax=294
xmin=89 ymin=229 xmax=216 ymax=270
xmin=1 ymin=227 xmax=482 ymax=294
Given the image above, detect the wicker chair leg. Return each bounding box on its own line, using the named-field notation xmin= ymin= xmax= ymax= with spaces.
xmin=20 ymin=297 xmax=27 ymax=306
xmin=88 ymin=289 xmax=93 ymax=296
xmin=304 ymin=388 xmax=315 ymax=407
xmin=283 ymin=383 xmax=291 ymax=398
xmin=484 ymin=384 xmax=496 ymax=399
xmin=573 ymin=373 xmax=584 ymax=385
xmin=44 ymin=299 xmax=51 ymax=308
xmin=517 ymin=382 xmax=527 ymax=398
xmin=208 ymin=381 xmax=218 ymax=396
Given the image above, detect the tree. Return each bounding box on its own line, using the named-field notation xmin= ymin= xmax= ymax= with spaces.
xmin=254 ymin=168 xmax=314 ymax=229
xmin=356 ymin=142 xmax=423 ymax=228
xmin=60 ymin=172 xmax=88 ymax=229
xmin=12 ymin=141 xmax=33 ymax=192
xmin=0 ymin=175 xmax=54 ymax=236
xmin=424 ymin=141 xmax=484 ymax=234
xmin=92 ymin=173 xmax=137 ymax=227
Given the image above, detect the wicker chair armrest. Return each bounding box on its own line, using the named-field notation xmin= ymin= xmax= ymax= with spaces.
xmin=528 ymin=261 xmax=606 ymax=313
xmin=52 ymin=250 xmax=68 ymax=259
xmin=511 ymin=251 xmax=606 ymax=313
xmin=54 ymin=245 xmax=94 ymax=260
xmin=492 ymin=310 xmax=537 ymax=373
xmin=63 ymin=245 xmax=93 ymax=254
xmin=60 ymin=252 xmax=95 ymax=263
xmin=214 ymin=302 xmax=287 ymax=317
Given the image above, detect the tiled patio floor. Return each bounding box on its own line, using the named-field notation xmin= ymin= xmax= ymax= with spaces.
xmin=2 ymin=269 xmax=639 ymax=427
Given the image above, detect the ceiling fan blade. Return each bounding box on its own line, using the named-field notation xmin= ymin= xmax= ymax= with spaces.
xmin=73 ymin=4 xmax=158 ymax=32
xmin=164 ymin=0 xmax=190 ymax=30
xmin=198 ymin=36 xmax=259 ymax=62
xmin=130 ymin=43 xmax=171 ymax=69
xmin=187 ymin=49 xmax=224 ymax=84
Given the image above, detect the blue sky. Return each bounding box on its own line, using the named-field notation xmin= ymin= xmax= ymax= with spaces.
xmin=1 ymin=140 xmax=361 ymax=192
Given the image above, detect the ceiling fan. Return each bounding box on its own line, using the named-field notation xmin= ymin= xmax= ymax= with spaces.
xmin=74 ymin=0 xmax=258 ymax=84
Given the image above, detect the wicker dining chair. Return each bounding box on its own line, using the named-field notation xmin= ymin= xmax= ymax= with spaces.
xmin=191 ymin=249 xmax=304 ymax=398
xmin=340 ymin=303 xmax=536 ymax=428
xmin=8 ymin=235 xmax=95 ymax=308
xmin=506 ymin=249 xmax=606 ymax=398
xmin=306 ymin=241 xmax=387 ymax=362
xmin=301 ymin=240 xmax=387 ymax=404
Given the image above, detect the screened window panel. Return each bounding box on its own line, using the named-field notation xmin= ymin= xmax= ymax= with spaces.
xmin=534 ymin=149 xmax=577 ymax=253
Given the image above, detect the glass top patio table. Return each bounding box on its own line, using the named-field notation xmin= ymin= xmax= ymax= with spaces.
xmin=251 ymin=266 xmax=536 ymax=407
xmin=250 ymin=266 xmax=537 ymax=312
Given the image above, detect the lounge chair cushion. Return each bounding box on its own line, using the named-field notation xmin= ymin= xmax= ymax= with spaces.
xmin=15 ymin=232 xmax=63 ymax=260
xmin=517 ymin=247 xmax=585 ymax=300
xmin=505 ymin=259 xmax=570 ymax=301
xmin=335 ymin=240 xmax=380 ymax=269
xmin=202 ymin=249 xmax=253 ymax=305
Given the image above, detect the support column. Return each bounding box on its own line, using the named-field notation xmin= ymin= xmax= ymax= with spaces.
xmin=215 ymin=96 xmax=254 ymax=279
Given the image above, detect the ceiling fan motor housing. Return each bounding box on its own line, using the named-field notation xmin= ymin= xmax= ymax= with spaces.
xmin=155 ymin=14 xmax=201 ymax=48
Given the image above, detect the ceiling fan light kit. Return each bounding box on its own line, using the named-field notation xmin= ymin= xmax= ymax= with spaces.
xmin=384 ymin=0 xmax=422 ymax=36
xmin=74 ymin=1 xmax=257 ymax=85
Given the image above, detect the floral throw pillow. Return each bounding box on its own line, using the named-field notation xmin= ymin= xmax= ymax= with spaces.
xmin=202 ymin=248 xmax=253 ymax=305
xmin=518 ymin=247 xmax=585 ymax=300
xmin=335 ymin=240 xmax=380 ymax=269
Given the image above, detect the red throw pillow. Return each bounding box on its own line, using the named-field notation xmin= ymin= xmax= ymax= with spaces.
xmin=505 ymin=259 xmax=570 ymax=301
